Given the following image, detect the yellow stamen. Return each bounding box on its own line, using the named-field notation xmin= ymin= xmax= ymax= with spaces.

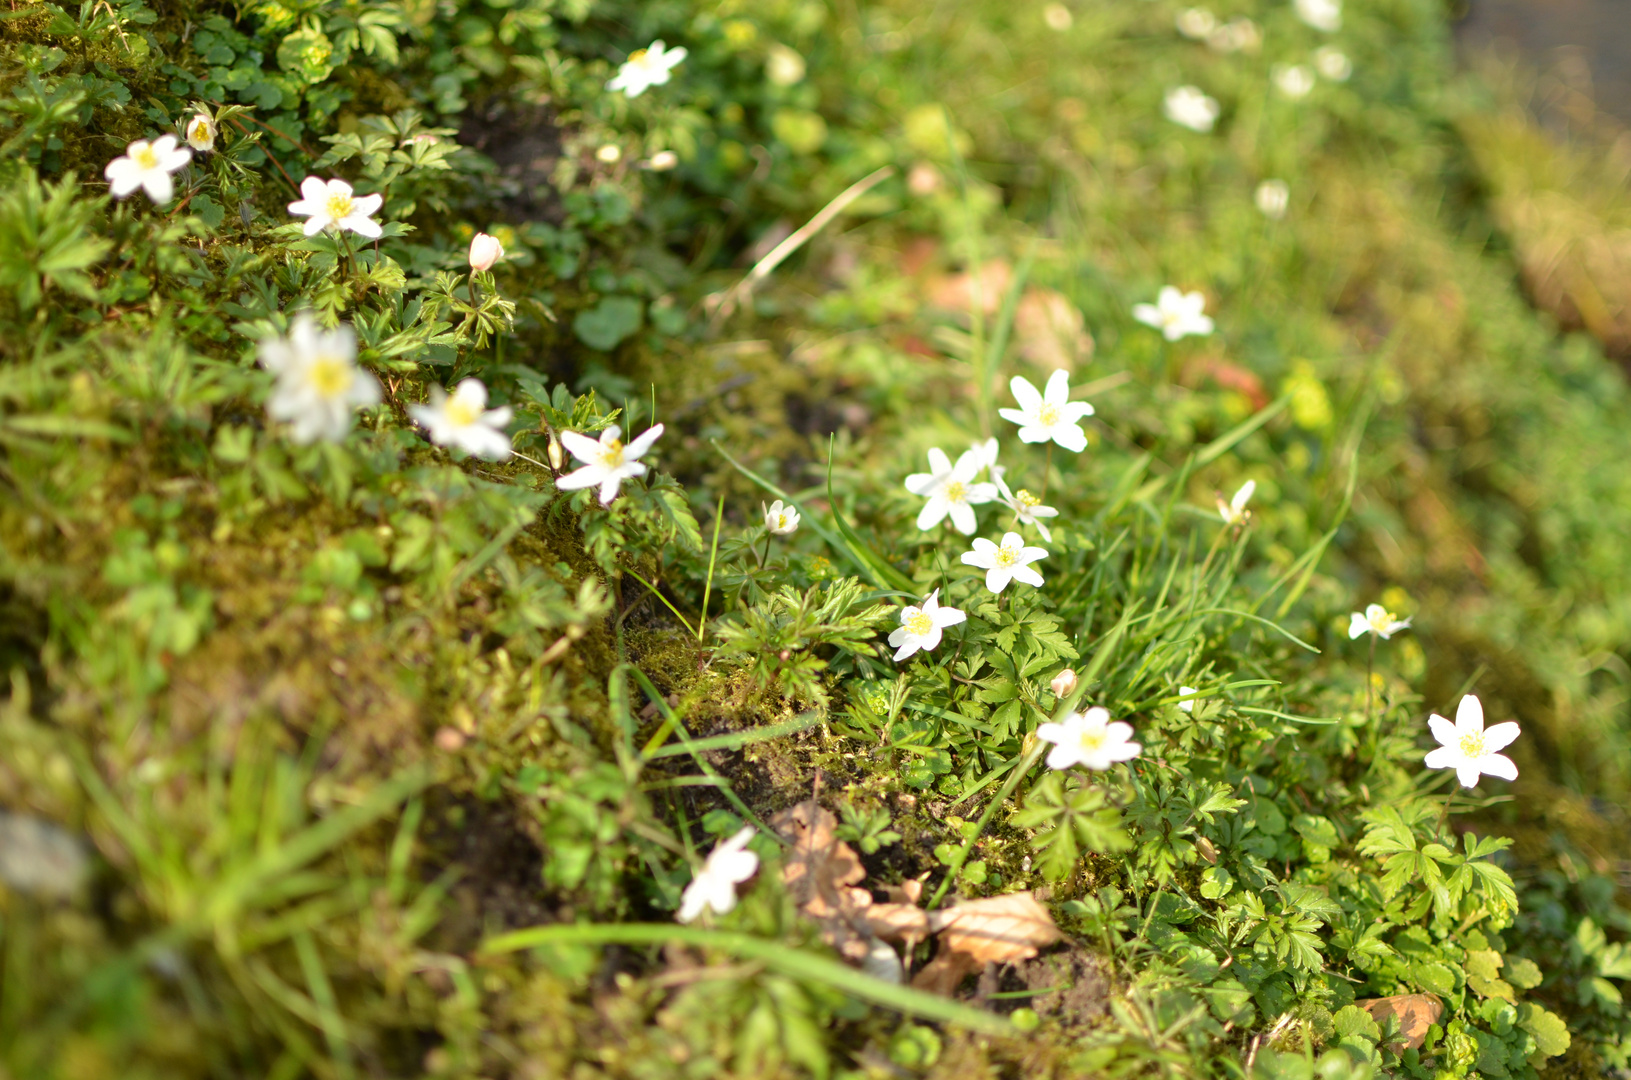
xmin=944 ymin=480 xmax=967 ymax=502
xmin=905 ymin=610 xmax=934 ymax=636
xmin=445 ymin=396 xmax=480 ymax=427
xmin=1016 ymin=489 xmax=1041 ymax=509
xmin=325 ymin=193 xmax=355 ymax=221
xmin=598 ymin=438 xmax=625 ymax=467
xmin=1037 ymin=403 xmax=1060 ymax=426
xmin=133 ymin=144 xmax=160 ymax=170
xmin=1458 ymin=732 xmax=1485 ymax=758
xmin=995 ymin=546 xmax=1018 ymax=566
xmin=1075 ymin=729 xmax=1106 ymax=753
xmin=305 ymin=354 xmax=353 ymax=398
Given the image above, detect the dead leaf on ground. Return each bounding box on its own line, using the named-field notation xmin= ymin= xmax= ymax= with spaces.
xmin=911 ymin=891 xmax=1062 ymax=997
xmin=925 ymin=260 xmax=1013 ymax=316
xmin=1358 ymin=994 xmax=1443 ymax=1051
xmin=771 ymin=799 xmax=877 ymax=966
xmin=1014 ymin=288 xmax=1093 ymax=371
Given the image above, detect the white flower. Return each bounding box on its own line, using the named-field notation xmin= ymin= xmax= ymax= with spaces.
xmin=1176 ymin=7 xmax=1216 ymax=39
xmin=607 ymin=40 xmax=688 ymax=98
xmin=1178 ymin=686 xmax=1199 ymax=713
xmin=556 ymin=424 xmax=665 ymax=505
xmin=259 ymin=315 xmax=382 ymax=444
xmin=1273 ymin=64 xmax=1316 ymax=100
xmin=184 ymin=113 xmax=217 ymax=154
xmin=1295 ymin=0 xmax=1341 ymax=32
xmin=646 ymin=150 xmax=680 ymax=171
xmin=409 ymin=378 xmax=513 ymax=460
xmin=1164 ymin=85 xmax=1221 ymax=133
xmin=968 ymin=437 xmax=1001 ymax=474
xmin=998 ymin=370 xmax=1095 ymax=452
xmin=1050 ymin=668 xmax=1078 ymax=697
xmin=1424 ymin=694 xmax=1519 ymax=789
xmin=1133 ymin=286 xmax=1215 ymax=341
xmin=1348 ymin=603 xmax=1411 ymax=640
xmin=766 ymin=44 xmax=806 ymax=86
xmin=1218 ymin=479 xmax=1255 ymax=525
xmin=961 ymin=531 xmax=1047 ymax=594
xmin=764 ymin=499 xmax=800 ymax=535
xmin=888 ymin=589 xmax=968 ymax=662
xmin=1042 ymin=3 xmax=1073 ymax=30
xmin=904 ymin=447 xmax=997 ymax=534
xmin=596 ymin=143 xmax=622 ymax=163
xmin=677 ymin=826 xmax=759 ymax=922
xmin=993 ymin=470 xmax=1059 ymax=542
xmin=468 ymin=232 xmax=504 ymax=271
xmin=1255 ymin=179 xmax=1290 ymax=219
xmin=288 ymin=177 xmax=384 ymax=239
xmin=105 ymin=135 xmax=192 ymax=205
xmin=1314 ymin=45 xmax=1352 ymax=81
xmin=1208 ymin=17 xmax=1261 ymax=53
xmin=1038 ymin=707 xmax=1142 ymax=771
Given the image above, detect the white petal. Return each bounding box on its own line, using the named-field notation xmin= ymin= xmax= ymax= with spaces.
xmin=1348 ymin=613 xmax=1369 ymax=639
xmin=1482 ymin=722 xmax=1520 ymax=754
xmin=925 ymin=447 xmax=953 ymax=476
xmin=1427 ymin=714 xmax=1458 ymax=748
xmin=1051 ymin=423 xmax=1088 ymax=453
xmin=917 ymin=497 xmax=950 ymax=531
xmin=626 ymin=423 xmax=665 ymax=458
xmin=1481 ymin=753 xmax=1518 ymax=781
xmin=1455 ymin=694 xmax=1484 ymax=735
xmin=948 ymin=501 xmax=977 ymax=535
xmin=555 ymin=463 xmax=607 ymax=491
xmin=558 ymin=430 xmax=604 ymax=464
xmin=1424 ymin=745 xmax=1461 ymax=771
xmin=1455 ymin=763 xmax=1482 ymax=789
xmin=934 ymin=606 xmax=967 ymax=629
xmin=985 ymin=567 xmax=1011 ymax=593
xmin=299 ymin=176 xmax=329 ymax=202
xmin=1009 ymin=376 xmax=1043 ymax=413
xmin=1132 ymin=304 xmax=1160 ymax=327
xmin=1043 ymin=368 xmax=1071 ymax=404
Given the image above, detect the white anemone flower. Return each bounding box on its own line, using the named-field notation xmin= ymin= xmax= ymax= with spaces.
xmin=968 ymin=437 xmax=1001 ymax=474
xmin=677 ymin=826 xmax=759 ymax=923
xmin=184 ymin=113 xmax=217 ymax=154
xmin=999 ymin=370 xmax=1095 ymax=452
xmin=1255 ymin=179 xmax=1290 ymax=219
xmin=904 ymin=447 xmax=997 ymax=534
xmin=259 ymin=315 xmax=382 ymax=444
xmin=888 ymin=589 xmax=967 ymax=662
xmin=1164 ymin=85 xmax=1221 ymax=133
xmin=607 ymin=40 xmax=688 ymax=98
xmin=993 ymin=470 xmax=1059 ymax=542
xmin=1273 ymin=64 xmax=1316 ymax=100
xmin=1314 ymin=45 xmax=1352 ymax=82
xmin=1295 ymin=0 xmax=1341 ymax=32
xmin=1208 ymin=17 xmax=1261 ymax=53
xmin=556 ymin=424 xmax=665 ymax=505
xmin=1218 ymin=480 xmax=1255 ymax=525
xmin=1348 ymin=603 xmax=1411 ymax=640
xmin=1176 ymin=7 xmax=1216 ymax=39
xmin=1133 ymin=286 xmax=1215 ymax=341
xmin=961 ymin=531 xmax=1047 ymax=594
xmin=409 ymin=378 xmax=513 ymax=460
xmin=105 ymin=134 xmax=192 ymax=204
xmin=1178 ymin=686 xmax=1200 ymax=714
xmin=1424 ymin=694 xmax=1519 ymax=789
xmin=1038 ymin=707 xmax=1142 ymax=771
xmin=287 ymin=177 xmax=384 ymax=239
xmin=764 ymin=499 xmax=800 ymax=535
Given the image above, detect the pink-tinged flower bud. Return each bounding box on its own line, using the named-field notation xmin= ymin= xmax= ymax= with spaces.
xmin=468 ymin=232 xmax=504 ymax=272
xmin=185 ymin=113 xmax=217 ymax=153
xmin=1050 ymin=668 xmax=1078 ymax=698
xmin=546 ymin=434 xmax=565 ymax=471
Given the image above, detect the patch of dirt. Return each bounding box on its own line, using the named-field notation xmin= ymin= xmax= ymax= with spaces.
xmin=426 ymin=795 xmax=553 ymax=949
xmin=457 ymin=100 xmax=566 ymax=223
xmin=984 ymin=944 xmax=1113 ymax=1026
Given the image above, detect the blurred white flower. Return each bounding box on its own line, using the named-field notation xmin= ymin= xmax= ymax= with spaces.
xmin=961 ymin=531 xmax=1047 ymax=594
xmin=764 ymin=499 xmax=800 ymax=535
xmin=1038 ymin=707 xmax=1141 ymax=771
xmin=0 ymin=812 xmax=88 ymax=900
xmin=1043 ymin=3 xmax=1073 ymax=30
xmin=998 ymin=369 xmax=1095 ymax=452
xmin=1218 ymin=479 xmax=1255 ymax=525
xmin=184 ymin=113 xmax=217 ymax=154
xmin=1348 ymin=603 xmax=1411 ymax=640
xmin=1165 ymin=85 xmax=1221 ymax=132
xmin=288 ymin=177 xmax=384 ymax=239
xmin=409 ymin=378 xmax=512 ymax=460
xmin=596 ymin=143 xmax=622 ymax=163
xmin=994 ymin=470 xmax=1059 ymax=542
xmin=1133 ymin=286 xmax=1214 ymax=341
xmin=889 ymin=588 xmax=968 ymax=661
xmin=1274 ymin=64 xmax=1316 ymax=99
xmin=1314 ymin=45 xmax=1352 ymax=81
xmin=677 ymin=826 xmax=759 ymax=922
xmin=557 ymin=424 xmax=665 ymax=505
xmin=1424 ymin=694 xmax=1519 ymax=789
xmin=1176 ymin=7 xmax=1216 ymax=39
xmin=968 ymin=437 xmax=1001 ymax=474
xmin=1295 ymin=0 xmax=1341 ymax=32
xmin=1255 ymin=179 xmax=1290 ymax=219
xmin=607 ymin=40 xmax=688 ymax=97
xmin=1050 ymin=668 xmax=1078 ymax=697
xmin=468 ymin=232 xmax=504 ymax=271
xmin=1208 ymin=17 xmax=1261 ymax=53
xmin=905 ymin=447 xmax=997 ymax=534
xmin=259 ymin=315 xmax=381 ymax=444
xmin=766 ymin=44 xmax=806 ymax=85
xmin=105 ymin=134 xmax=191 ymax=204
xmin=1178 ymin=686 xmax=1200 ymax=713
xmin=646 ymin=150 xmax=680 ymax=171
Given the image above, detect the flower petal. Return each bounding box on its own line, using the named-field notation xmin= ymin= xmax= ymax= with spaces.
xmin=1043 ymin=368 xmax=1071 ymax=404
xmin=1009 ymin=375 xmax=1042 ymax=413
xmin=1482 ymin=721 xmax=1521 ymax=754
xmin=1424 ymin=745 xmax=1460 ymax=770
xmin=1481 ymin=753 xmax=1518 ymax=781
xmin=1455 ymin=763 xmax=1482 ymax=789
xmin=1051 ymin=423 xmax=1088 ymax=453
xmin=626 ymin=423 xmax=665 ymax=458
xmin=1348 ymin=613 xmax=1369 ymax=639
xmin=558 ymin=430 xmax=604 ymax=464
xmin=1455 ymin=693 xmax=1484 ymax=734
xmin=1427 ymin=714 xmax=1458 ymax=748
xmin=925 ymin=447 xmax=952 ymax=475
xmin=554 ymin=464 xmax=605 ymax=491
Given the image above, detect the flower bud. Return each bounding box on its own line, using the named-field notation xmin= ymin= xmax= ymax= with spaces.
xmin=596 ymin=143 xmax=622 ymax=163
xmin=646 ymin=150 xmax=678 ymax=171
xmin=546 ymin=433 xmax=565 ymax=471
xmin=185 ymin=113 xmax=217 ymax=153
xmin=1050 ymin=668 xmax=1078 ymax=698
xmin=468 ymin=232 xmax=504 ymax=272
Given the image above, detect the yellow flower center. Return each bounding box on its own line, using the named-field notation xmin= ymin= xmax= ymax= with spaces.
xmin=628 ymin=48 xmax=649 ymax=66
xmin=775 ymin=513 xmax=790 ymax=530
xmin=133 ymin=144 xmax=160 ymax=170
xmin=1037 ymin=403 xmax=1061 ymax=426
xmin=905 ymin=610 xmax=935 ymax=637
xmin=1458 ymin=732 xmax=1486 ymax=758
xmin=598 ymin=438 xmax=625 ymax=467
xmin=1016 ymin=489 xmax=1041 ymax=509
xmin=995 ymin=545 xmax=1018 ymax=566
xmin=1370 ymin=609 xmax=1398 ymax=631
xmin=944 ymin=480 xmax=967 ymax=502
xmin=1075 ymin=728 xmax=1107 ymax=753
xmin=306 ymin=354 xmax=353 ymax=398
xmin=445 ymin=396 xmax=480 ymax=427
xmin=325 ymin=193 xmax=355 ymax=221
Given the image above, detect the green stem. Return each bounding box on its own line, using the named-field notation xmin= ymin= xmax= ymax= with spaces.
xmin=697 ymin=493 xmax=725 ymax=643
xmin=1437 ymin=784 xmax=1456 ymax=839
xmin=926 ymin=741 xmax=1046 ymax=910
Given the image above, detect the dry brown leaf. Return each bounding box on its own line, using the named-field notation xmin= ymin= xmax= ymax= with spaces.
xmin=910 ymin=948 xmax=982 ymax=996
xmin=1014 ymin=287 xmax=1093 ymax=371
xmin=864 ymin=902 xmax=931 ymax=949
xmin=1357 ymin=994 xmax=1443 ymax=1051
xmin=925 ymin=260 xmax=1013 ymax=316
xmin=771 ymin=799 xmax=875 ymax=963
xmin=931 ymin=891 xmax=1061 ymax=966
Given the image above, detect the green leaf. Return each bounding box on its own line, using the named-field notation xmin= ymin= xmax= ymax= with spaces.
xmin=1517 ymin=1002 xmax=1570 ymax=1058
xmin=572 ymin=295 xmax=644 ymax=351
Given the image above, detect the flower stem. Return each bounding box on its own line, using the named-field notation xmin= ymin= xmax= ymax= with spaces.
xmin=1365 ymin=634 xmax=1376 ymax=731
xmin=756 ymin=530 xmax=770 ymax=570
xmin=1437 ymin=784 xmax=1457 ymax=840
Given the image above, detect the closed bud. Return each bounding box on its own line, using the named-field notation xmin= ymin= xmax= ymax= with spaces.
xmin=1050 ymin=668 xmax=1078 ymax=698
xmin=185 ymin=112 xmax=217 ymax=153
xmin=646 ymin=150 xmax=679 ymax=171
xmin=546 ymin=433 xmax=565 ymax=471
xmin=468 ymin=231 xmax=504 ymax=272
